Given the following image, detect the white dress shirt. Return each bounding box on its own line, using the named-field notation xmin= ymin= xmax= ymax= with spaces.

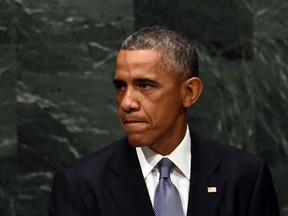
xmin=136 ymin=126 xmax=191 ymax=215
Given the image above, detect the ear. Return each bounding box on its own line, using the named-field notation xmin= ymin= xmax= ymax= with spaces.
xmin=182 ymin=77 xmax=203 ymax=108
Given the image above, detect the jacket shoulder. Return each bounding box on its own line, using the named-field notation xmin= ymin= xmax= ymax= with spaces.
xmin=59 ymin=137 xmax=128 ymax=179
xmin=191 ymin=131 xmax=266 ymax=167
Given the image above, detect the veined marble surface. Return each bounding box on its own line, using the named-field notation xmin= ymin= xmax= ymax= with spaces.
xmin=0 ymin=0 xmax=287 ymax=215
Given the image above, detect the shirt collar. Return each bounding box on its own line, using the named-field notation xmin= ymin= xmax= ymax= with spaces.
xmin=136 ymin=125 xmax=191 ymax=180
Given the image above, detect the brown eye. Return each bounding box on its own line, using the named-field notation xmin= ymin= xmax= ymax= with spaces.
xmin=113 ymin=80 xmax=126 ymax=91
xmin=139 ymin=83 xmax=152 ymax=90
xmin=116 ymin=84 xmax=126 ymax=90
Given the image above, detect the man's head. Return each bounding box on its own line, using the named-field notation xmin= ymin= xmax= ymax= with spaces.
xmin=120 ymin=26 xmax=199 ymax=81
xmin=113 ymin=26 xmax=202 ymax=155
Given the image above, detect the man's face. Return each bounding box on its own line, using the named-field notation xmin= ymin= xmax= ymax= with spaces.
xmin=113 ymin=49 xmax=188 ymax=154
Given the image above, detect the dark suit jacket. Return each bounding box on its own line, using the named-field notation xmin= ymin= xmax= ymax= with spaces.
xmin=48 ymin=132 xmax=280 ymax=216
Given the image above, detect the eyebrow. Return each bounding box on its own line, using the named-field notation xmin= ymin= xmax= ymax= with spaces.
xmin=113 ymin=78 xmax=159 ymax=86
xmin=112 ymin=79 xmax=125 ymax=86
xmin=134 ymin=78 xmax=159 ymax=86
xmin=113 ymin=79 xmax=121 ymax=84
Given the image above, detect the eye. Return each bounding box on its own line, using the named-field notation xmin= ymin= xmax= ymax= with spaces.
xmin=113 ymin=80 xmax=126 ymax=91
xmin=138 ymin=83 xmax=152 ymax=90
xmin=135 ymin=79 xmax=159 ymax=92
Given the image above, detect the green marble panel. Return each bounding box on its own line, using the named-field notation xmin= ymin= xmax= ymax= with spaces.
xmin=0 ymin=0 xmax=287 ymax=215
xmin=0 ymin=45 xmax=17 ymax=216
xmin=253 ymin=1 xmax=288 ymax=214
xmin=190 ymin=39 xmax=288 ymax=215
xmin=1 ymin=0 xmax=133 ymax=215
xmin=135 ymin=0 xmax=253 ymax=60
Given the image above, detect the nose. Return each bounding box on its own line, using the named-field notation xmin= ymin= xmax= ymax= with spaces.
xmin=119 ymin=88 xmax=140 ymax=113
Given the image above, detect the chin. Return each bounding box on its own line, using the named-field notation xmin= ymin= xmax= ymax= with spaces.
xmin=126 ymin=134 xmax=150 ymax=148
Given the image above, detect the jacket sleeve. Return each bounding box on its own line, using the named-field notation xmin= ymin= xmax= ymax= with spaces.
xmin=48 ymin=169 xmax=89 ymax=216
xmin=247 ymin=160 xmax=280 ymax=216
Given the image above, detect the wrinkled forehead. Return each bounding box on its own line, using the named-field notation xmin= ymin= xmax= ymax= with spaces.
xmin=114 ymin=50 xmax=185 ymax=89
xmin=116 ymin=48 xmax=178 ymax=79
xmin=116 ymin=49 xmax=165 ymax=66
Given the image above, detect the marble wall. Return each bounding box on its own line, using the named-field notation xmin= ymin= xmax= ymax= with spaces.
xmin=0 ymin=0 xmax=287 ymax=215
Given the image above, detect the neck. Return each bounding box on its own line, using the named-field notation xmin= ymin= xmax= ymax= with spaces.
xmin=150 ymin=123 xmax=187 ymax=156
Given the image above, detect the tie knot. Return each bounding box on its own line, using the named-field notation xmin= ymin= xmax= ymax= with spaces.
xmin=157 ymin=158 xmax=174 ymax=179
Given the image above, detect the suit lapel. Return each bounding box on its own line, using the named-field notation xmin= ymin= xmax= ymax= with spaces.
xmin=108 ymin=139 xmax=154 ymax=216
xmin=187 ymin=132 xmax=226 ymax=216
xmin=107 ymin=132 xmax=227 ymax=216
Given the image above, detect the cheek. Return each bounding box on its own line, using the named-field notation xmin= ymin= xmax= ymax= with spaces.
xmin=116 ymin=95 xmax=123 ymax=106
xmin=116 ymin=97 xmax=122 ymax=115
xmin=142 ymin=101 xmax=165 ymax=124
xmin=154 ymin=97 xmax=182 ymax=118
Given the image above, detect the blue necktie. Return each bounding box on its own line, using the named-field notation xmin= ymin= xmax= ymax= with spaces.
xmin=153 ymin=158 xmax=185 ymax=216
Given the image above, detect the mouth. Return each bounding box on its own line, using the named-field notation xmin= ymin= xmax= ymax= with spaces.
xmin=121 ymin=119 xmax=148 ymax=132
xmin=124 ymin=119 xmax=145 ymax=124
xmin=123 ymin=120 xmax=147 ymax=126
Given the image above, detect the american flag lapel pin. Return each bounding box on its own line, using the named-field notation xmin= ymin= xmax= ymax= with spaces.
xmin=207 ymin=187 xmax=217 ymax=193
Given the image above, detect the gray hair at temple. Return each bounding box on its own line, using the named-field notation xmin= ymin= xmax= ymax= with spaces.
xmin=120 ymin=26 xmax=199 ymax=80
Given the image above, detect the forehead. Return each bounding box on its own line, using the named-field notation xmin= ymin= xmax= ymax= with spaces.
xmin=116 ymin=49 xmax=161 ymax=67
xmin=114 ymin=49 xmax=164 ymax=78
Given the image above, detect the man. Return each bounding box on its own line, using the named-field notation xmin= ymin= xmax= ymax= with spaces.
xmin=49 ymin=26 xmax=280 ymax=216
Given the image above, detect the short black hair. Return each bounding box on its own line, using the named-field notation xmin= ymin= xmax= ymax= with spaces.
xmin=120 ymin=26 xmax=199 ymax=80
